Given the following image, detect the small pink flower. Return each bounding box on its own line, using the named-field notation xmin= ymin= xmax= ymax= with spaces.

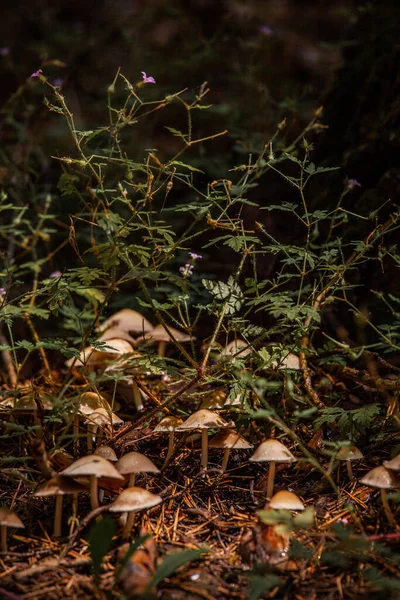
xmin=141 ymin=71 xmax=156 ymax=84
xmin=189 ymin=252 xmax=202 ymax=260
xmin=31 ymin=69 xmax=43 ymax=78
xmin=347 ymin=178 xmax=361 ymax=190
xmin=49 ymin=270 xmax=62 ymax=279
xmin=0 ymin=287 xmax=6 ymax=296
xmin=260 ymin=25 xmax=273 ymax=37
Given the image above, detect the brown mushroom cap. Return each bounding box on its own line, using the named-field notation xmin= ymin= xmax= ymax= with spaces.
xmin=65 ymin=339 xmax=134 ymax=368
xmin=153 ymin=416 xmax=183 ymax=432
xmin=61 ymin=455 xmax=124 ymax=482
xmin=249 ymin=439 xmax=297 ymax=463
xmin=144 ymin=323 xmax=192 ymax=343
xmin=221 ymin=339 xmax=252 ymax=358
xmin=337 ymin=445 xmax=363 ymax=461
xmin=209 ymin=429 xmax=253 ymax=450
xmin=383 ymin=454 xmax=400 ymax=472
xmin=94 ymin=446 xmax=118 ymax=462
xmin=200 ymin=390 xmax=227 ymax=410
xmin=109 ymin=486 xmax=162 ymax=513
xmin=0 ymin=508 xmax=24 ymax=529
xmin=75 ymin=392 xmax=112 ymax=416
xmin=359 ymin=466 xmax=400 ymax=489
xmin=176 ymin=409 xmax=234 ymax=432
xmin=116 ymin=452 xmax=160 ymax=476
xmin=97 ymin=327 xmax=136 ymax=345
xmin=84 ymin=408 xmax=124 ymax=428
xmin=271 ymin=353 xmax=300 ymax=370
xmin=34 ymin=475 xmax=87 ymax=497
xmin=268 ymin=490 xmax=305 ymax=511
xmin=97 ymin=309 xmax=153 ymax=335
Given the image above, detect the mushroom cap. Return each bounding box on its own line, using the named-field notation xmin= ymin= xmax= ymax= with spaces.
xmin=75 ymin=392 xmax=112 ymax=416
xmin=94 ymin=446 xmax=118 ymax=462
xmin=116 ymin=451 xmax=160 ymax=476
xmin=144 ymin=323 xmax=192 ymax=343
xmin=0 ymin=508 xmax=24 ymax=529
xmin=109 ymin=486 xmax=162 ymax=513
xmin=383 ymin=454 xmax=400 ymax=472
xmin=61 ymin=455 xmax=124 ymax=481
xmin=268 ymin=490 xmax=305 ymax=511
xmin=65 ymin=339 xmax=134 ymax=368
xmin=200 ymin=390 xmax=227 ymax=410
xmin=84 ymin=408 xmax=123 ymax=428
xmin=176 ymin=409 xmax=234 ymax=431
xmin=97 ymin=327 xmax=136 ymax=345
xmin=271 ymin=353 xmax=300 ymax=370
xmin=34 ymin=475 xmax=87 ymax=497
xmin=221 ymin=339 xmax=252 ymax=358
xmin=337 ymin=445 xmax=363 ymax=461
xmin=359 ymin=466 xmax=400 ymax=489
xmin=249 ymin=439 xmax=297 ymax=463
xmin=209 ymin=429 xmax=253 ymax=450
xmin=97 ymin=309 xmax=153 ymax=334
xmin=153 ymin=416 xmax=183 ymax=433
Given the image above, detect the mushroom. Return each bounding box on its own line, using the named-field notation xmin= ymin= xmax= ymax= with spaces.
xmin=360 ymin=466 xmax=400 ymax=526
xmin=84 ymin=408 xmax=123 ymax=448
xmin=199 ymin=389 xmax=227 ymax=410
xmin=97 ymin=327 xmax=136 ymax=345
xmin=176 ymin=409 xmax=234 ymax=470
xmin=116 ymin=451 xmax=160 ymax=487
xmin=144 ymin=323 xmax=192 ymax=357
xmin=267 ymin=490 xmax=305 ymax=511
xmin=73 ymin=392 xmax=113 ymax=451
xmin=153 ymin=416 xmax=184 ymax=467
xmin=249 ymin=439 xmax=297 ymax=499
xmin=270 ymin=353 xmax=300 ymax=370
xmin=337 ymin=445 xmax=363 ymax=480
xmin=383 ymin=454 xmax=400 ymax=471
xmin=66 ymin=338 xmax=134 ymax=370
xmin=220 ymin=339 xmax=253 ymax=359
xmin=0 ymin=508 xmax=24 ymax=552
xmin=94 ymin=446 xmax=118 ymax=462
xmin=97 ymin=308 xmax=153 ymax=336
xmin=209 ymin=429 xmax=253 ymax=473
xmin=34 ymin=475 xmax=86 ymax=537
xmin=109 ymin=486 xmax=162 ymax=539
xmin=61 ymin=455 xmax=124 ymax=510
xmin=104 ymin=351 xmax=151 ymax=411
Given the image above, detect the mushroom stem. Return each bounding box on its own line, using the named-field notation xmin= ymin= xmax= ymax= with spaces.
xmin=53 ymin=495 xmax=63 ymax=537
xmin=0 ymin=525 xmax=7 ymax=553
xmin=346 ymin=461 xmax=354 ymax=481
xmin=266 ymin=462 xmax=276 ymax=499
xmin=132 ymin=381 xmax=144 ymax=411
xmin=87 ymin=423 xmax=97 ymax=451
xmin=163 ymin=432 xmax=175 ymax=467
xmin=128 ymin=473 xmax=136 ymax=487
xmin=201 ymin=429 xmax=209 ymax=470
xmin=90 ymin=476 xmax=99 ymax=510
xmin=73 ymin=415 xmax=79 ymax=454
xmin=220 ymin=448 xmax=231 ymax=474
xmin=157 ymin=341 xmax=167 ymax=357
xmin=122 ymin=510 xmax=136 ymax=539
xmin=381 ymin=489 xmax=397 ymax=528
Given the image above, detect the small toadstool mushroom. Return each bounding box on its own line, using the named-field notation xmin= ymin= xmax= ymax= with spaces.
xmin=337 ymin=445 xmax=363 ymax=480
xmin=0 ymin=507 xmax=24 ymax=552
xmin=116 ymin=451 xmax=160 ymax=487
xmin=34 ymin=475 xmax=86 ymax=537
xmin=209 ymin=428 xmax=253 ymax=473
xmin=153 ymin=416 xmax=183 ymax=467
xmin=109 ymin=486 xmax=162 ymax=539
xmin=144 ymin=323 xmax=192 ymax=357
xmin=176 ymin=409 xmax=234 ymax=470
xmin=97 ymin=308 xmax=153 ymax=336
xmin=360 ymin=466 xmax=400 ymax=527
xmin=249 ymin=439 xmax=297 ymax=499
xmin=267 ymin=490 xmax=305 ymax=511
xmin=383 ymin=454 xmax=400 ymax=472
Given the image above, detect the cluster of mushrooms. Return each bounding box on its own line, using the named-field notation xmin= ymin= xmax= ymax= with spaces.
xmin=1 ymin=308 xmax=399 ymax=553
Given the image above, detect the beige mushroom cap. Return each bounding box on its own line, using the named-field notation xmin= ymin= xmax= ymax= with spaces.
xmin=337 ymin=445 xmax=363 ymax=461
xmin=66 ymin=339 xmax=134 ymax=368
xmin=144 ymin=323 xmax=192 ymax=343
xmin=221 ymin=339 xmax=252 ymax=358
xmin=97 ymin=327 xmax=136 ymax=345
xmin=209 ymin=429 xmax=253 ymax=450
xmin=383 ymin=454 xmax=400 ymax=472
xmin=0 ymin=508 xmax=24 ymax=529
xmin=109 ymin=486 xmax=162 ymax=513
xmin=61 ymin=455 xmax=124 ymax=481
xmin=116 ymin=452 xmax=160 ymax=476
xmin=34 ymin=475 xmax=86 ymax=497
xmin=249 ymin=439 xmax=297 ymax=463
xmin=94 ymin=446 xmax=118 ymax=462
xmin=84 ymin=408 xmax=124 ymax=428
xmin=271 ymin=353 xmax=300 ymax=370
xmin=359 ymin=466 xmax=400 ymax=489
xmin=97 ymin=309 xmax=153 ymax=334
xmin=176 ymin=409 xmax=234 ymax=431
xmin=268 ymin=490 xmax=305 ymax=511
xmin=75 ymin=392 xmax=112 ymax=416
xmin=153 ymin=416 xmax=183 ymax=433
xmin=200 ymin=389 xmax=227 ymax=410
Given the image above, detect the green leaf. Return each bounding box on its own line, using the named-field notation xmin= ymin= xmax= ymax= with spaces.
xmin=247 ymin=574 xmax=283 ymax=600
xmin=146 ymin=548 xmax=208 ymax=593
xmin=87 ymin=517 xmax=116 ymax=578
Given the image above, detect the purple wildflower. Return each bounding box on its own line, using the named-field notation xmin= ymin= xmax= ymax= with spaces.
xmin=31 ymin=68 xmax=43 ymax=78
xmin=0 ymin=287 xmax=6 ymax=296
xmin=0 ymin=47 xmax=10 ymax=57
xmin=347 ymin=178 xmax=361 ymax=190
xmin=141 ymin=71 xmax=156 ymax=84
xmin=189 ymin=252 xmax=202 ymax=260
xmin=179 ymin=263 xmax=194 ymax=278
xmin=259 ymin=25 xmax=273 ymax=37
xmin=49 ymin=270 xmax=62 ymax=279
